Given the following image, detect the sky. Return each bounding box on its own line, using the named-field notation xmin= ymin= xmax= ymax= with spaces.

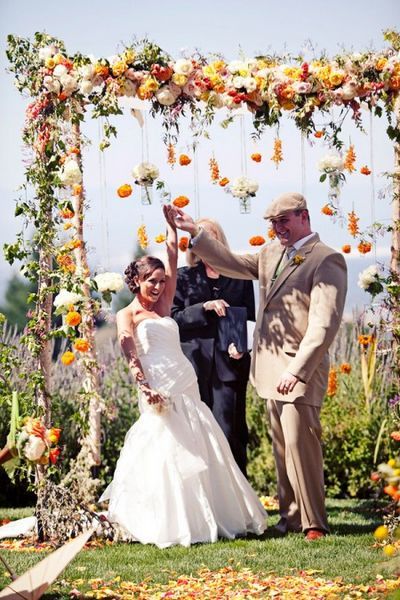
xmin=0 ymin=0 xmax=399 ymax=314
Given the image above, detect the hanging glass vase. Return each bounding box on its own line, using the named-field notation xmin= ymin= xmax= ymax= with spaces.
xmin=140 ymin=184 xmax=153 ymax=205
xmin=239 ymin=197 xmax=251 ymax=214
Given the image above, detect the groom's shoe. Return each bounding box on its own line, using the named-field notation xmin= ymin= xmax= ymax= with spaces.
xmin=274 ymin=518 xmax=302 ymax=535
xmin=304 ymin=528 xmax=326 ymax=541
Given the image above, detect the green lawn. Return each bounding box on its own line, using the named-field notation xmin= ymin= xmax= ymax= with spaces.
xmin=0 ymin=499 xmax=398 ymax=598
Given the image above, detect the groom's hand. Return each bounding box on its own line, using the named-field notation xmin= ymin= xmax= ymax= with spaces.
xmin=277 ymin=371 xmax=299 ymax=395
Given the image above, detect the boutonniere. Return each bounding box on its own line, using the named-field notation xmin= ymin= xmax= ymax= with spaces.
xmin=292 ymin=254 xmax=305 ymax=265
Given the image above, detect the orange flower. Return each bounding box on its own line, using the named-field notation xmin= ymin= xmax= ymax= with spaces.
xmin=63 ymin=222 xmax=73 ymax=231
xmin=74 ymin=338 xmax=90 ymax=353
xmin=209 ymin=157 xmax=220 ymax=182
xmin=63 ymin=239 xmax=82 ymax=252
xmin=326 ymin=367 xmax=338 ymax=397
xmin=68 ymin=147 xmax=80 ymax=156
xmin=391 ymin=431 xmax=400 ymax=442
xmin=251 ymin=153 xmax=262 ymax=162
xmin=49 ymin=447 xmax=61 ymax=465
xmin=384 ymin=484 xmax=400 ymax=499
xmin=271 ymin=138 xmax=283 ymax=168
xmin=117 ymin=184 xmax=133 ymax=198
xmin=321 ymin=204 xmax=334 ymax=216
xmin=167 ymin=144 xmax=176 ymax=167
xmin=344 ymin=144 xmax=356 ymax=173
xmin=340 ymin=363 xmax=352 ymax=374
xmin=48 ymin=428 xmax=62 ymax=444
xmin=172 ymin=196 xmax=190 ymax=208
xmin=56 ymin=254 xmax=76 ymax=273
xmin=25 ymin=417 xmax=46 ymax=439
xmin=314 ymin=130 xmax=324 ymax=138
xmin=179 ymin=154 xmax=191 ymax=166
xmin=72 ymin=184 xmax=82 ymax=197
xmin=249 ymin=236 xmax=266 ymax=246
xmin=154 ymin=234 xmax=166 ymax=243
xmin=347 ymin=211 xmax=360 ymax=238
xmin=59 ymin=208 xmax=75 ymax=219
xmin=61 ymin=351 xmax=75 ymax=365
xmin=341 ymin=244 xmax=351 ymax=254
xmin=178 ymin=237 xmax=189 ymax=252
xmin=358 ymin=334 xmax=375 ymax=347
xmin=65 ymin=311 xmax=81 ymax=327
xmin=267 ymin=227 xmax=276 ymax=240
xmin=360 ymin=165 xmax=371 ymax=175
xmin=219 ymin=177 xmax=229 ymax=187
xmin=137 ymin=224 xmax=148 ymax=250
xmin=357 ymin=241 xmax=372 ymax=254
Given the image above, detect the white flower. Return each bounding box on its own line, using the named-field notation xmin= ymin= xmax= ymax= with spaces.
xmin=132 ymin=162 xmax=159 ymax=185
xmin=155 ymin=85 xmax=179 ymax=106
xmin=79 ymin=64 xmax=95 ymax=80
xmin=53 ymin=64 xmax=68 ymax=78
xmin=59 ymin=73 xmax=79 ymax=95
xmin=173 ymin=59 xmax=194 ymax=76
xmin=59 ymin=158 xmax=82 ymax=186
xmin=357 ymin=265 xmax=379 ymax=290
xmin=207 ymin=91 xmax=224 ymax=108
xmin=243 ymin=77 xmax=257 ymax=93
xmin=24 ymin=436 xmax=46 ymax=462
xmin=233 ymin=75 xmax=246 ymax=89
xmin=94 ymin=272 xmax=124 ymax=293
xmin=79 ymin=80 xmax=94 ymax=95
xmin=43 ymin=76 xmax=61 ymax=94
xmin=39 ymin=46 xmax=56 ymax=61
xmin=230 ymin=176 xmax=259 ymax=199
xmin=54 ymin=289 xmax=85 ymax=309
xmin=318 ymin=154 xmax=344 ymax=172
xmin=227 ymin=60 xmax=248 ymax=75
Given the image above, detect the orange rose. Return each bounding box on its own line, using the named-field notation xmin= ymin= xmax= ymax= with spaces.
xmin=74 ymin=339 xmax=90 ymax=353
xmin=249 ymin=236 xmax=266 ymax=246
xmin=178 ymin=237 xmax=189 ymax=252
xmin=340 ymin=363 xmax=351 ymax=374
xmin=321 ymin=204 xmax=334 ymax=216
xmin=49 ymin=447 xmax=61 ymax=465
xmin=251 ymin=153 xmax=262 ymax=163
xmin=56 ymin=254 xmax=76 ymax=273
xmin=360 ymin=166 xmax=371 ymax=175
xmin=314 ymin=130 xmax=324 ymax=138
xmin=117 ymin=184 xmax=133 ymax=198
xmin=390 ymin=431 xmax=400 ymax=442
xmin=72 ymin=184 xmax=83 ymax=196
xmin=65 ymin=311 xmax=81 ymax=327
xmin=218 ymin=177 xmax=229 ymax=187
xmin=179 ymin=154 xmax=191 ymax=166
xmin=61 ymin=351 xmax=75 ymax=365
xmin=341 ymin=245 xmax=351 ymax=254
xmin=173 ymin=196 xmax=190 ymax=208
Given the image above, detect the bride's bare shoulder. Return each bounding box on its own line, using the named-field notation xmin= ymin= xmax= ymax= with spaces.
xmin=116 ymin=304 xmax=137 ymax=329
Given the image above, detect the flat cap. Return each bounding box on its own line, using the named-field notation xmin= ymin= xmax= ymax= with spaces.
xmin=263 ymin=192 xmax=307 ymax=219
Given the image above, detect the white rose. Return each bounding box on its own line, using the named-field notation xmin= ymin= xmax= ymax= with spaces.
xmin=94 ymin=272 xmax=124 ymax=293
xmin=358 ymin=265 xmax=378 ymax=290
xmin=43 ymin=76 xmax=61 ymax=94
xmin=39 ymin=46 xmax=55 ymax=61
xmin=341 ymin=83 xmax=357 ymax=100
xmin=318 ymin=154 xmax=344 ymax=172
xmin=243 ymin=77 xmax=257 ymax=93
xmin=155 ymin=85 xmax=178 ymax=106
xmin=132 ymin=162 xmax=159 ymax=184
xmin=80 ymin=80 xmax=94 ymax=95
xmin=53 ymin=64 xmax=68 ymax=78
xmin=59 ymin=158 xmax=82 ymax=186
xmin=59 ymin=74 xmax=78 ymax=94
xmin=173 ymin=59 xmax=193 ymax=76
xmin=54 ymin=289 xmax=86 ymax=309
xmin=24 ymin=436 xmax=46 ymax=462
xmin=79 ymin=64 xmax=95 ymax=80
xmin=227 ymin=60 xmax=247 ymax=74
xmin=233 ymin=75 xmax=245 ymax=89
xmin=231 ymin=176 xmax=259 ymax=198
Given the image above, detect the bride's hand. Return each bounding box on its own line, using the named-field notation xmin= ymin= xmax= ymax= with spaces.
xmin=139 ymin=384 xmax=165 ymax=406
xmin=162 ymin=205 xmax=177 ymax=231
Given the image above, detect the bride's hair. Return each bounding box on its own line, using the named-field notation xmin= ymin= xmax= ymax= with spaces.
xmin=125 ymin=256 xmax=165 ymax=293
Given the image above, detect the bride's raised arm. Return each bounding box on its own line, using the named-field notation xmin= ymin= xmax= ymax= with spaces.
xmin=161 ymin=205 xmax=178 ymax=310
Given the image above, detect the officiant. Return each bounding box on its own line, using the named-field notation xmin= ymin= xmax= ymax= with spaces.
xmin=171 ymin=218 xmax=255 ymax=476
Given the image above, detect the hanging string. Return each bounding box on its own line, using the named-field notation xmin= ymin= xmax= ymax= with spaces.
xmin=369 ymin=110 xmax=377 ymax=263
xmin=239 ymin=114 xmax=247 ymax=176
xmin=142 ymin=110 xmax=150 ymax=163
xmin=98 ymin=118 xmax=110 ymax=269
xmin=193 ymin=144 xmax=200 ymax=220
xmin=301 ymin=132 xmax=307 ymax=196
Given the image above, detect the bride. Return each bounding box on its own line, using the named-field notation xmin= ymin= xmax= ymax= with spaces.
xmin=99 ymin=207 xmax=267 ymax=548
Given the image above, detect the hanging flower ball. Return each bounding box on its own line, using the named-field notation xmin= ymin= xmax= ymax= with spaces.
xmin=155 ymin=233 xmax=166 ymax=243
xmin=179 ymin=154 xmax=191 ymax=166
xmin=178 ymin=237 xmax=189 ymax=252
xmin=117 ymin=184 xmax=133 ymax=198
xmin=173 ymin=196 xmax=190 ymax=208
xmin=251 ymin=153 xmax=262 ymax=162
xmin=360 ymin=165 xmax=371 ymax=175
xmin=357 ymin=241 xmax=372 ymax=254
xmin=341 ymin=244 xmax=351 ymax=254
xmin=65 ymin=311 xmax=81 ymax=327
xmin=249 ymin=236 xmax=265 ymax=246
xmin=219 ymin=177 xmax=229 ymax=187
xmin=61 ymin=351 xmax=75 ymax=365
xmin=74 ymin=339 xmax=90 ymax=353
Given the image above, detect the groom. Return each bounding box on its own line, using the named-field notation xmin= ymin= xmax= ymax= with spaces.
xmin=167 ymin=192 xmax=347 ymax=540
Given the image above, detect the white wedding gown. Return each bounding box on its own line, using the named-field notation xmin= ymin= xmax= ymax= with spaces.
xmin=99 ymin=316 xmax=267 ymax=548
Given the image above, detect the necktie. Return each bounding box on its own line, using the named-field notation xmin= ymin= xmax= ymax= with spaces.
xmin=272 ymin=247 xmax=295 ymax=282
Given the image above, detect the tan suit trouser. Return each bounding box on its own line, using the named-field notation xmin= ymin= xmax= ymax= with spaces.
xmin=267 ymin=399 xmax=329 ymax=533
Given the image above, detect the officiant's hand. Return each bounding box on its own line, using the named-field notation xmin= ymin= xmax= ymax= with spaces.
xmin=203 ymin=299 xmax=229 ymax=317
xmin=228 ymin=343 xmax=244 ymax=360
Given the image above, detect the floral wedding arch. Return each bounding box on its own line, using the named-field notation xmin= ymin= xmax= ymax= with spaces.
xmin=4 ymin=30 xmax=400 ymax=496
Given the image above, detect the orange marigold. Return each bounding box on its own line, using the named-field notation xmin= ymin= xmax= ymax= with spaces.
xmin=314 ymin=130 xmax=324 ymax=138
xmin=340 ymin=363 xmax=352 ymax=374
xmin=172 ymin=196 xmax=190 ymax=208
xmin=61 ymin=351 xmax=75 ymax=365
xmin=60 ymin=208 xmax=75 ymax=219
xmin=321 ymin=204 xmax=334 ymax=216
xmin=56 ymin=254 xmax=76 ymax=273
xmin=137 ymin=224 xmax=148 ymax=250
xmin=117 ymin=184 xmax=133 ymax=198
xmin=209 ymin=157 xmax=220 ymax=182
xmin=65 ymin=311 xmax=81 ymax=327
xmin=179 ymin=154 xmax=191 ymax=166
xmin=347 ymin=211 xmax=360 ymax=238
xmin=271 ymin=138 xmax=283 ymax=168
xmin=249 ymin=236 xmax=266 ymax=246
xmin=390 ymin=431 xmax=400 ymax=442
xmin=219 ymin=177 xmax=229 ymax=187
xmin=384 ymin=484 xmax=400 ymax=500
xmin=74 ymin=339 xmax=90 ymax=353
xmin=357 ymin=241 xmax=372 ymax=254
xmin=342 ymin=244 xmax=351 ymax=254
xmin=154 ymin=233 xmax=166 ymax=243
xmin=167 ymin=144 xmax=176 ymax=167
xmin=251 ymin=153 xmax=262 ymax=163
xmin=178 ymin=237 xmax=189 ymax=252
xmin=344 ymin=144 xmax=356 ymax=173
xmin=326 ymin=368 xmax=338 ymax=397
xmin=267 ymin=227 xmax=276 ymax=240
xmin=360 ymin=165 xmax=371 ymax=175
xmin=358 ymin=334 xmax=375 ymax=347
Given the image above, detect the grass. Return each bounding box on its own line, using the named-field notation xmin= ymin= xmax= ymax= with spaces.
xmin=0 ymin=499 xmax=398 ymax=598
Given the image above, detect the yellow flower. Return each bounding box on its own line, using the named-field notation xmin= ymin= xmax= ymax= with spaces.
xmin=283 ymin=67 xmax=302 ymax=80
xmin=65 ymin=311 xmax=81 ymax=327
xmin=122 ymin=49 xmax=135 ymax=64
xmin=293 ymin=255 xmax=305 ymax=265
xmin=53 ymin=53 xmax=64 ymax=65
xmin=329 ymin=71 xmax=345 ymax=87
xmin=111 ymin=60 xmax=127 ymax=77
xmin=375 ymin=57 xmax=388 ymax=71
xmin=74 ymin=338 xmax=90 ymax=353
xmin=61 ymin=351 xmax=75 ymax=366
xmin=154 ymin=234 xmax=166 ymax=243
xmin=374 ymin=525 xmax=389 ymax=541
xmin=172 ymin=73 xmax=187 ymax=87
xmin=388 ymin=458 xmax=397 ymax=467
xmin=45 ymin=57 xmax=55 ymax=69
xmin=383 ymin=544 xmax=396 ymax=557
xmin=144 ymin=77 xmax=159 ymax=92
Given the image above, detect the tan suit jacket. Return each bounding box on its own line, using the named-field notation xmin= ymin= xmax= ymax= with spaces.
xmin=193 ymin=231 xmax=347 ymax=406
